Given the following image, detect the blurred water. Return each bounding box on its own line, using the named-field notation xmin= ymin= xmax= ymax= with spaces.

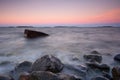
xmin=0 ymin=27 xmax=120 ymax=75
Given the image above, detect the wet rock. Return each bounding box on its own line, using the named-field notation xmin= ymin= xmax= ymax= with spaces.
xmin=102 ymin=72 xmax=113 ymax=80
xmin=19 ymin=72 xmax=30 ymax=80
xmin=24 ymin=29 xmax=49 ymax=38
xmin=91 ymin=76 xmax=109 ymax=80
xmin=0 ymin=75 xmax=13 ymax=80
xmin=91 ymin=51 xmax=100 ymax=54
xmin=86 ymin=62 xmax=110 ymax=72
xmin=114 ymin=54 xmax=120 ymax=62
xmin=84 ymin=54 xmax=102 ymax=63
xmin=29 ymin=71 xmax=61 ymax=80
xmin=31 ymin=55 xmax=64 ymax=73
xmin=10 ymin=61 xmax=32 ymax=80
xmin=112 ymin=66 xmax=120 ymax=80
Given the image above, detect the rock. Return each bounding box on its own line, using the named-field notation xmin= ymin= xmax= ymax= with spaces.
xmin=84 ymin=54 xmax=102 ymax=63
xmin=0 ymin=75 xmax=13 ymax=80
xmin=91 ymin=76 xmax=109 ymax=80
xmin=91 ymin=51 xmax=100 ymax=54
xmin=102 ymin=72 xmax=113 ymax=80
xmin=86 ymin=62 xmax=110 ymax=72
xmin=31 ymin=55 xmax=64 ymax=73
xmin=112 ymin=66 xmax=120 ymax=80
xmin=24 ymin=29 xmax=49 ymax=38
xmin=114 ymin=54 xmax=120 ymax=62
xmin=10 ymin=61 xmax=32 ymax=80
xmin=29 ymin=71 xmax=61 ymax=80
xmin=19 ymin=72 xmax=30 ymax=80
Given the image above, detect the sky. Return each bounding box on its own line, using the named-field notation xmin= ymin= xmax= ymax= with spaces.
xmin=0 ymin=0 xmax=120 ymax=27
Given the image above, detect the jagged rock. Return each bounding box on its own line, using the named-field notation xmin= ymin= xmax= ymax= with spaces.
xmin=0 ymin=75 xmax=13 ymax=80
xmin=10 ymin=61 xmax=32 ymax=80
xmin=84 ymin=54 xmax=102 ymax=63
xmin=114 ymin=54 xmax=120 ymax=62
xmin=91 ymin=76 xmax=109 ymax=80
xmin=112 ymin=66 xmax=120 ymax=80
xmin=24 ymin=29 xmax=49 ymax=38
xmin=31 ymin=55 xmax=64 ymax=73
xmin=86 ymin=62 xmax=110 ymax=72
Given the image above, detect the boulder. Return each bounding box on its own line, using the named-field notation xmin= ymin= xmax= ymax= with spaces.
xmin=31 ymin=55 xmax=64 ymax=73
xmin=24 ymin=29 xmax=49 ymax=38
xmin=10 ymin=61 xmax=32 ymax=80
xmin=0 ymin=75 xmax=13 ymax=80
xmin=91 ymin=76 xmax=109 ymax=80
xmin=114 ymin=54 xmax=120 ymax=62
xmin=112 ymin=66 xmax=120 ymax=80
xmin=84 ymin=54 xmax=102 ymax=63
xmin=86 ymin=62 xmax=110 ymax=72
xmin=30 ymin=71 xmax=60 ymax=80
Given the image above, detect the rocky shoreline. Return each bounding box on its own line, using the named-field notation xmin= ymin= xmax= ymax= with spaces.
xmin=0 ymin=51 xmax=120 ymax=80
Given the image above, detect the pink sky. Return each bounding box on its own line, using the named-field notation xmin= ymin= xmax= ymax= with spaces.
xmin=0 ymin=0 xmax=120 ymax=26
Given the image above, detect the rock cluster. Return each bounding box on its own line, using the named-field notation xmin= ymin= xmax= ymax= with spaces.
xmin=1 ymin=51 xmax=120 ymax=80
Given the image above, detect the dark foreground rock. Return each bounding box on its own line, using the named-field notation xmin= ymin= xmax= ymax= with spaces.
xmin=112 ymin=66 xmax=120 ymax=80
xmin=84 ymin=54 xmax=102 ymax=63
xmin=31 ymin=55 xmax=64 ymax=73
xmin=114 ymin=54 xmax=120 ymax=62
xmin=91 ymin=76 xmax=109 ymax=80
xmin=19 ymin=71 xmax=81 ymax=80
xmin=24 ymin=29 xmax=49 ymax=38
xmin=86 ymin=62 xmax=110 ymax=72
xmin=0 ymin=75 xmax=13 ymax=80
xmin=10 ymin=61 xmax=32 ymax=80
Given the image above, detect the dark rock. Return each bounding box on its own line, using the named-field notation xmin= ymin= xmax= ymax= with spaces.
xmin=91 ymin=51 xmax=100 ymax=54
xmin=112 ymin=66 xmax=120 ymax=80
xmin=102 ymin=72 xmax=113 ymax=80
xmin=10 ymin=61 xmax=32 ymax=80
xmin=31 ymin=55 xmax=64 ymax=73
xmin=84 ymin=54 xmax=102 ymax=63
xmin=86 ymin=62 xmax=110 ymax=72
xmin=0 ymin=75 xmax=13 ymax=80
xmin=29 ymin=71 xmax=61 ymax=80
xmin=91 ymin=76 xmax=109 ymax=80
xmin=114 ymin=54 xmax=120 ymax=62
xmin=19 ymin=72 xmax=30 ymax=80
xmin=24 ymin=29 xmax=49 ymax=38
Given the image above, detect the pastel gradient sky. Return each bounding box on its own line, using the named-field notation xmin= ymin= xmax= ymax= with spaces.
xmin=0 ymin=0 xmax=120 ymax=26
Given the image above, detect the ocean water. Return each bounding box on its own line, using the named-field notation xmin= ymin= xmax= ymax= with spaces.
xmin=0 ymin=27 xmax=120 ymax=77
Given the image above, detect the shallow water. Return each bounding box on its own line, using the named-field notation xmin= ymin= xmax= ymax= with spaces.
xmin=0 ymin=27 xmax=120 ymax=79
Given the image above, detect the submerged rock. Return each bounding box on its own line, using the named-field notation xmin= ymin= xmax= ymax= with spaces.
xmin=86 ymin=62 xmax=110 ymax=72
xmin=31 ymin=55 xmax=64 ymax=73
xmin=84 ymin=54 xmax=102 ymax=63
xmin=114 ymin=54 xmax=120 ymax=62
xmin=112 ymin=66 xmax=120 ymax=80
xmin=0 ymin=75 xmax=13 ymax=80
xmin=24 ymin=29 xmax=49 ymax=38
xmin=91 ymin=51 xmax=100 ymax=54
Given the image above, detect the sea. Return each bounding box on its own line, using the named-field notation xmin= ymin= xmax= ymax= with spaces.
xmin=0 ymin=27 xmax=120 ymax=79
